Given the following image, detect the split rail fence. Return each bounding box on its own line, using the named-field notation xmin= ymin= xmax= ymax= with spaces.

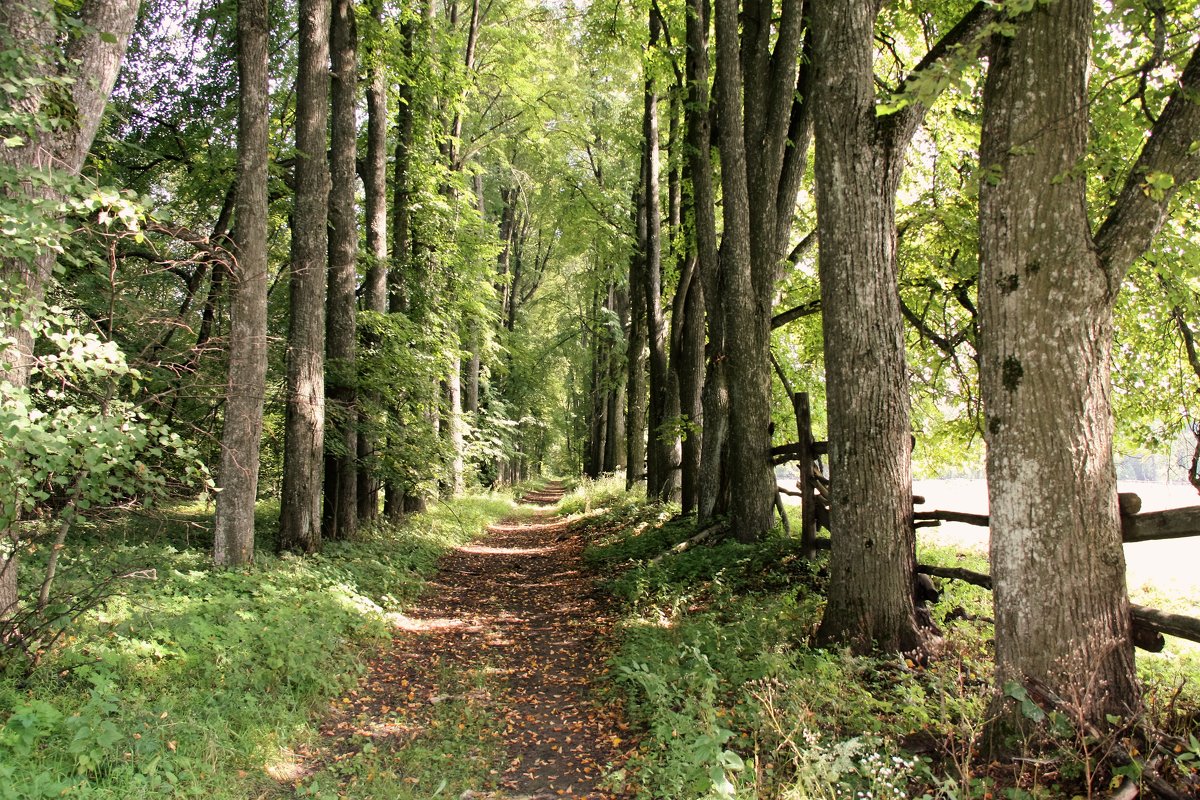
xmin=773 ymin=392 xmax=1200 ymax=652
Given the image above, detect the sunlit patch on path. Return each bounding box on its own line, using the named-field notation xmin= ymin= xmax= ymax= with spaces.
xmin=458 ymin=542 xmax=559 ymax=555
xmin=300 ymin=481 xmax=635 ymax=798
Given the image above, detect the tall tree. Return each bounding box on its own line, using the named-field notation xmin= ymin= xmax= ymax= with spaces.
xmin=671 ymin=251 xmax=705 ymax=513
xmin=384 ymin=9 xmax=417 ymax=517
xmin=357 ymin=0 xmax=389 ymax=521
xmin=438 ymin=0 xmax=483 ymax=498
xmin=710 ymin=0 xmax=808 ymax=540
xmin=0 ymin=0 xmax=139 ymax=617
xmin=323 ymin=0 xmax=359 ymax=540
xmin=978 ymin=0 xmax=1200 ymax=727
xmin=604 ymin=284 xmax=629 ymax=473
xmin=812 ymin=0 xmax=989 ymax=654
xmin=212 ymin=0 xmax=270 ymax=567
xmin=685 ymin=0 xmax=727 ymax=524
xmin=279 ymin=0 xmax=331 ymax=554
xmin=642 ymin=8 xmax=681 ymax=503
xmin=626 ymin=187 xmax=649 ymax=491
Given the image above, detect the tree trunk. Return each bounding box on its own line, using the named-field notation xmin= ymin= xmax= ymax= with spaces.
xmin=465 ymin=322 xmax=481 ymax=416
xmin=684 ymin=0 xmax=727 ymax=524
xmin=442 ymin=355 xmax=466 ymax=496
xmin=604 ymin=284 xmax=629 ymax=473
xmin=382 ymin=15 xmax=416 ymax=517
xmin=279 ymin=0 xmax=331 ymax=554
xmin=0 ymin=0 xmax=140 ymax=377
xmin=641 ymin=19 xmax=682 ymax=503
xmin=674 ymin=256 xmax=706 ymax=514
xmin=979 ymin=0 xmax=1136 ymax=729
xmin=626 ymin=192 xmax=649 ymax=491
xmin=213 ymin=0 xmax=270 ymax=567
xmin=586 ymin=287 xmax=607 ymax=479
xmin=810 ymin=0 xmax=925 ymax=654
xmin=712 ymin=0 xmax=803 ymax=540
xmin=590 ymin=377 xmax=608 ymax=480
xmin=323 ymin=0 xmax=358 ymax=541
xmin=811 ymin=0 xmax=992 ymax=654
xmin=358 ymin=6 xmax=388 ymax=522
xmin=0 ymin=0 xmax=138 ymax=617
xmin=976 ymin=0 xmax=1200 ymax=735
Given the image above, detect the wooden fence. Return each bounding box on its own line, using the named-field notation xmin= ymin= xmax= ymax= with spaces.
xmin=773 ymin=391 xmax=1200 ymax=652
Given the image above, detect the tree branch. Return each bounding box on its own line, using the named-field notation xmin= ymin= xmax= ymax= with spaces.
xmin=880 ymin=1 xmax=994 ymax=160
xmin=771 ymin=296 xmax=821 ymax=329
xmin=1168 ymin=302 xmax=1200 ymax=382
xmin=769 ymin=349 xmax=794 ymax=396
xmin=1095 ymin=39 xmax=1200 ymax=283
xmin=899 ymin=291 xmax=958 ymax=355
xmin=784 ymin=229 xmax=817 ymax=268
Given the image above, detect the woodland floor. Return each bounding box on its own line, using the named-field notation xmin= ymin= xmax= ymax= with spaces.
xmin=301 ymin=482 xmax=635 ymax=798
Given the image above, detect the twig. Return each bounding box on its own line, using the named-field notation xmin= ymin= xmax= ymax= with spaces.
xmin=649 ymin=523 xmax=726 ymax=565
xmin=1024 ymin=677 xmax=1188 ymax=800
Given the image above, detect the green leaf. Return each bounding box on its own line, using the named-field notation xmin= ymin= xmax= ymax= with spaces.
xmin=1141 ymin=171 xmax=1176 ymax=201
xmin=708 ymin=765 xmax=735 ymax=798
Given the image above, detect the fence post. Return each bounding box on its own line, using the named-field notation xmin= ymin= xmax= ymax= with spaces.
xmin=793 ymin=391 xmax=818 ymax=556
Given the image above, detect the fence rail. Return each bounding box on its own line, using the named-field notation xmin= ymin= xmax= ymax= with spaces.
xmin=774 ymin=391 xmax=1200 ymax=653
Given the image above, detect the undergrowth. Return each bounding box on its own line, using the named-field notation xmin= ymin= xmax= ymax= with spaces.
xmin=0 ymin=493 xmax=513 ymax=799
xmin=293 ymin=663 xmax=504 ymax=800
xmin=582 ymin=488 xmax=1200 ymax=800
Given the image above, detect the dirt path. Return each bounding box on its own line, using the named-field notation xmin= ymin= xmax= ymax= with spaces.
xmin=315 ymin=482 xmax=634 ymax=798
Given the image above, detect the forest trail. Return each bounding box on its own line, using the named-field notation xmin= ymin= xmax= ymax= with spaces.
xmin=307 ymin=481 xmax=634 ymax=799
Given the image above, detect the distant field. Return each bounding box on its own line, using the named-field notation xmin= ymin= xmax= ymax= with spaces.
xmin=911 ymin=478 xmax=1200 ymax=609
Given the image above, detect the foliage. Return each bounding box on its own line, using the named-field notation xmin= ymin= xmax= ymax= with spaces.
xmin=0 ymin=492 xmax=513 ymax=798
xmin=587 ymin=490 xmax=1200 ymax=799
xmin=292 ymin=675 xmax=503 ymax=800
xmin=0 ymin=283 xmax=213 ymax=667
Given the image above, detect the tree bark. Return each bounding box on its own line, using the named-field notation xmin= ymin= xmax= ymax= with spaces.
xmin=442 ymin=355 xmax=466 ymax=496
xmin=811 ymin=0 xmax=924 ymax=653
xmin=643 ymin=11 xmax=682 ymax=503
xmin=604 ymin=284 xmax=629 ymax=473
xmin=0 ymin=0 xmax=140 ymax=381
xmin=323 ymin=0 xmax=358 ymax=541
xmin=626 ymin=189 xmax=649 ymax=491
xmin=685 ymin=0 xmax=728 ymax=524
xmin=983 ymin=0 xmax=1117 ymax=727
xmin=674 ymin=255 xmax=705 ymax=514
xmin=279 ymin=0 xmax=331 ymax=554
xmin=712 ymin=0 xmax=805 ymax=540
xmin=812 ymin=0 xmax=990 ymax=655
xmin=358 ymin=1 xmax=388 ymax=522
xmin=977 ymin=0 xmax=1200 ymax=730
xmin=679 ymin=0 xmax=712 ymax=517
xmin=383 ymin=15 xmax=416 ymax=517
xmin=586 ymin=287 xmax=606 ymax=478
xmin=213 ymin=0 xmax=270 ymax=567
xmin=0 ymin=0 xmax=139 ymax=617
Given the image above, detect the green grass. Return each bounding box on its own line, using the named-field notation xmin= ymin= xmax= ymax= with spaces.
xmin=580 ymin=487 xmax=1200 ymax=800
xmin=0 ymin=492 xmax=515 ymax=799
xmin=293 ymin=662 xmax=504 ymax=800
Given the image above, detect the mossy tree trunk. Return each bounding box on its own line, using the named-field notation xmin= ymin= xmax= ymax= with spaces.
xmin=979 ymin=0 xmax=1200 ymax=730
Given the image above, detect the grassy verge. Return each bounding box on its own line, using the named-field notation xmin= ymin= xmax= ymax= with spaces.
xmin=582 ymin=488 xmax=1200 ymax=800
xmin=0 ymin=493 xmax=514 ymax=799
xmin=293 ymin=661 xmax=504 ymax=800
